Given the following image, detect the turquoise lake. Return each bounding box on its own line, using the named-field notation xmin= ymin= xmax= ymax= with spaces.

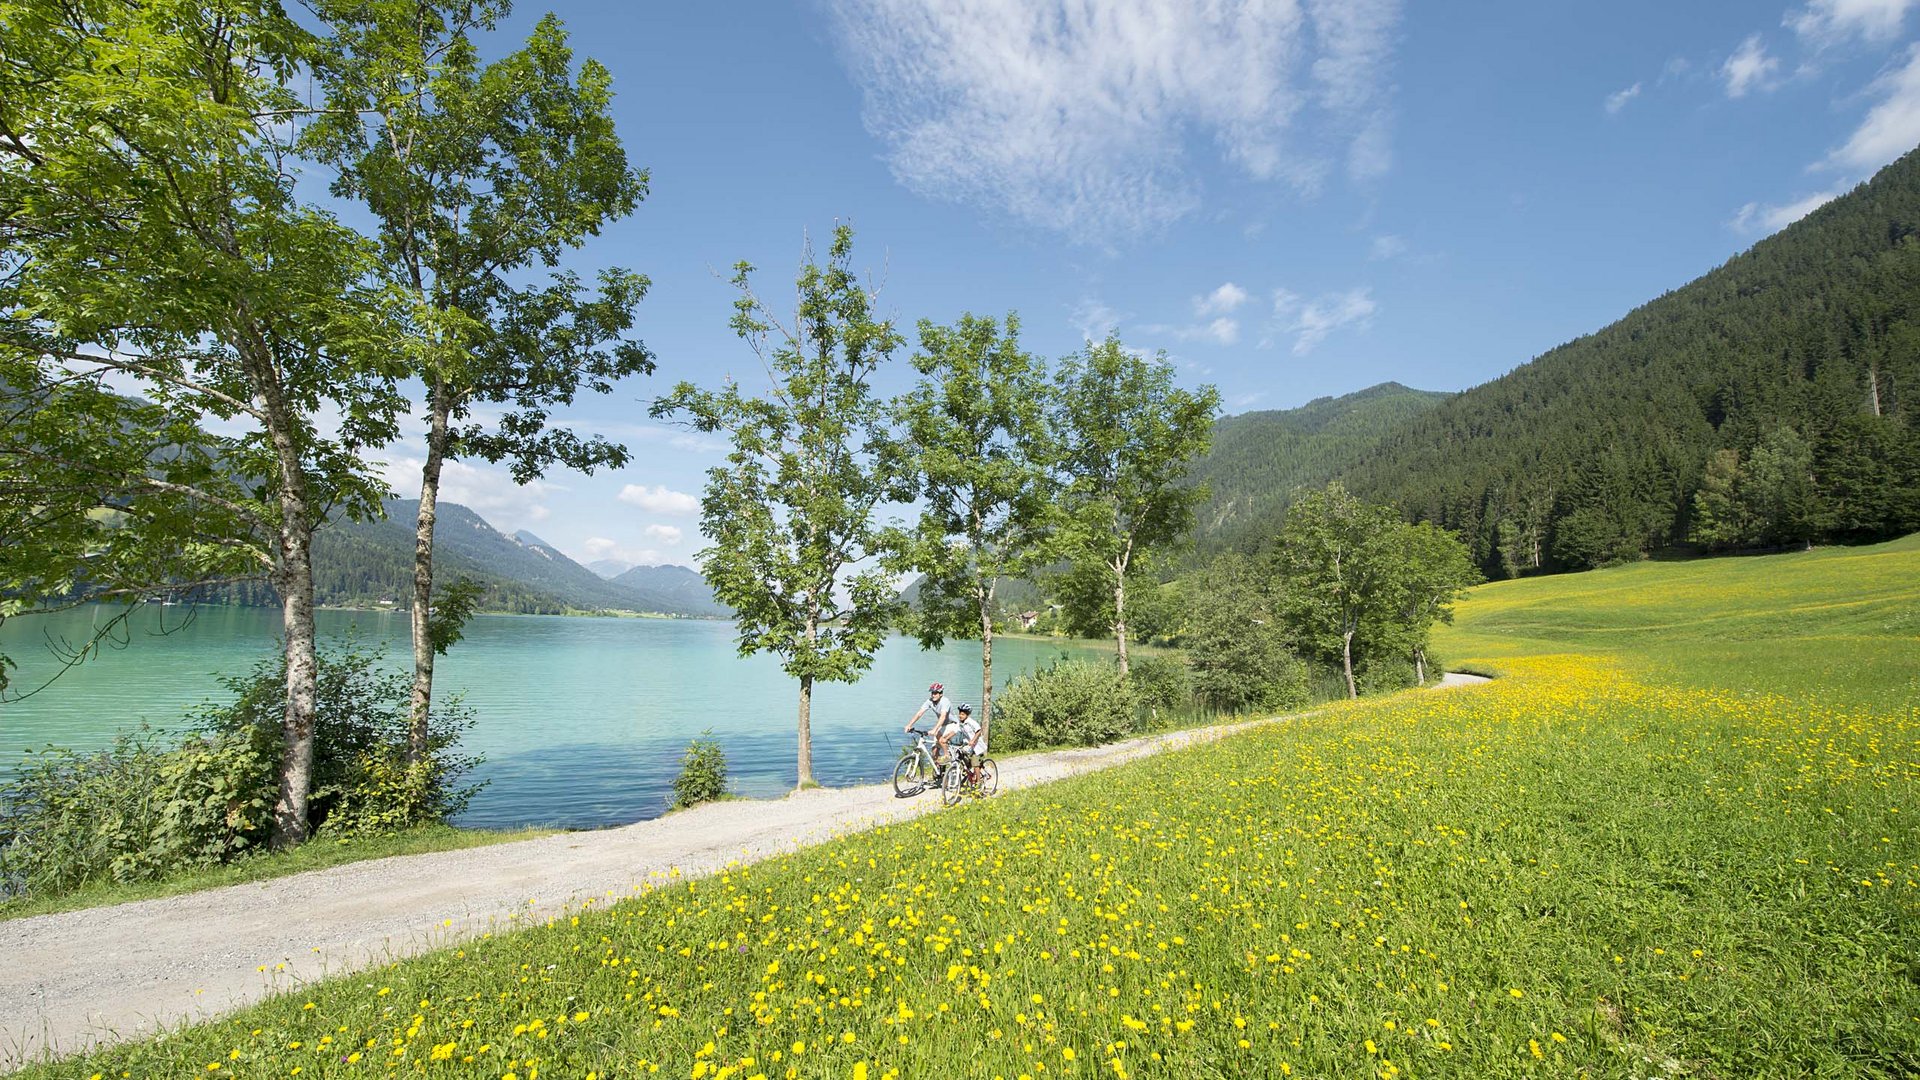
xmin=0 ymin=605 xmax=1103 ymax=829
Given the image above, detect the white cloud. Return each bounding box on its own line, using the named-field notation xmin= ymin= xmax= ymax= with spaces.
xmin=1270 ymin=286 xmax=1377 ymax=355
xmin=579 ymin=535 xmax=682 ymax=568
xmin=829 ymin=0 xmax=1403 ymax=243
xmin=378 ymin=457 xmax=553 ymax=533
xmin=1368 ymin=234 xmax=1406 ymax=260
xmin=1193 ymin=283 xmax=1249 ymax=316
xmin=1142 ymin=316 xmax=1241 ymax=347
xmin=616 ymin=484 xmax=700 ymax=516
xmin=1825 ymin=44 xmax=1920 ymax=170
xmin=1071 ymin=299 xmax=1125 ymax=342
xmin=643 ymin=524 xmax=684 ymax=545
xmin=1722 ymin=35 xmax=1782 ymax=98
xmin=1788 ymin=0 xmax=1919 ymax=45
xmin=1605 ymin=82 xmax=1643 ymax=114
xmin=1730 ymin=188 xmax=1846 ymax=233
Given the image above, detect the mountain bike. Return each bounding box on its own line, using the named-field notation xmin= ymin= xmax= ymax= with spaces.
xmin=893 ymin=728 xmax=943 ymax=797
xmin=939 ymin=753 xmax=998 ymax=806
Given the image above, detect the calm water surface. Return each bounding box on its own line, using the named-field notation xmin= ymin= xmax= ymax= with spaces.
xmin=0 ymin=605 xmax=1101 ymax=828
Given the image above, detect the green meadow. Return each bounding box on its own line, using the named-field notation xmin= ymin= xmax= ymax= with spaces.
xmin=22 ymin=540 xmax=1918 ymax=1079
xmin=1435 ymin=533 xmax=1920 ymax=710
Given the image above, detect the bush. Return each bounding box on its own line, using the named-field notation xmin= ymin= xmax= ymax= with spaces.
xmin=993 ymin=660 xmax=1136 ymax=752
xmin=1126 ymin=655 xmax=1192 ymax=731
xmin=670 ymin=731 xmax=728 ymax=810
xmin=0 ymin=641 xmax=480 ymax=899
xmin=0 ymin=726 xmax=273 ymax=898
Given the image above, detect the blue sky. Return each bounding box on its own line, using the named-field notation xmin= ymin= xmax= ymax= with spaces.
xmin=381 ymin=0 xmax=1920 ymax=568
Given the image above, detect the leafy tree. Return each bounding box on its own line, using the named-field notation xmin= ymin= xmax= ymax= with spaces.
xmin=652 ymin=226 xmax=905 ymax=788
xmin=0 ymin=0 xmax=405 ymax=846
xmin=892 ymin=313 xmax=1053 ymax=735
xmin=305 ymin=0 xmax=652 ymax=763
xmin=1271 ymin=483 xmax=1403 ymax=699
xmin=1049 ymin=336 xmax=1218 ymax=676
xmin=1186 ymin=553 xmax=1306 ymax=713
xmin=1388 ymin=522 xmax=1480 ymax=684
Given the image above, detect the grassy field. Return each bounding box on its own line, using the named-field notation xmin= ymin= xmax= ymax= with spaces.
xmin=22 ymin=539 xmax=1919 ymax=1078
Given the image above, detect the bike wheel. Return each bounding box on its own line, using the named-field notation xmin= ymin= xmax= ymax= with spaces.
xmin=976 ymin=758 xmax=998 ymax=797
xmin=940 ymin=761 xmax=965 ymax=806
xmin=892 ymin=752 xmax=932 ymax=797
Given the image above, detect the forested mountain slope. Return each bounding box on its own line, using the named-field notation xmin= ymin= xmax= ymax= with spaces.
xmin=1187 ymin=382 xmax=1451 ymax=559
xmin=1331 ymin=146 xmax=1920 ymax=574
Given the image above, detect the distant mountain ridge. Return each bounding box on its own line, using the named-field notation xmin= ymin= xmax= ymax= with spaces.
xmin=213 ymin=500 xmax=727 ymax=616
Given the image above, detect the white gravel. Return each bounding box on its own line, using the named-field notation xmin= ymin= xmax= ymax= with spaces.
xmin=0 ymin=674 xmax=1491 ymax=1071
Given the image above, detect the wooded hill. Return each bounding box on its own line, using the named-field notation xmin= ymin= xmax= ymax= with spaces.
xmin=217 ymin=500 xmax=726 ymax=617
xmin=1195 ymin=146 xmax=1920 ymax=574
xmin=1187 ymin=382 xmax=1451 ymax=561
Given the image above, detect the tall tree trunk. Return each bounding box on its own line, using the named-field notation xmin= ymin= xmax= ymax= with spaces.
xmin=1869 ymin=365 xmax=1883 ymax=417
xmin=979 ymin=590 xmax=995 ymax=742
xmin=258 ymin=368 xmax=319 ymax=849
xmin=796 ymin=672 xmax=814 ymax=788
xmin=408 ymin=379 xmax=450 ymax=763
xmin=797 ymin=610 xmax=817 ymax=787
xmin=1342 ymin=627 xmax=1357 ymax=699
xmin=1414 ymin=646 xmax=1426 ymax=686
xmin=1112 ymin=542 xmax=1132 ymax=678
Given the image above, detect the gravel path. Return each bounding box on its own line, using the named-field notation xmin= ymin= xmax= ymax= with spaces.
xmin=0 ymin=674 xmax=1490 ymax=1071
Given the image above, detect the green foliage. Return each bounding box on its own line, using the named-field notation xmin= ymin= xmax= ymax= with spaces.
xmin=652 ymin=226 xmax=906 ymax=785
xmin=669 ymin=732 xmax=729 ymax=811
xmin=196 ymin=645 xmax=480 ymax=836
xmin=1186 ymin=553 xmax=1310 ymax=713
xmin=1047 ymin=336 xmax=1219 ymax=672
xmin=1124 ymin=654 xmax=1192 ymax=729
xmin=992 ymin=660 xmax=1137 ymax=751
xmin=425 ymin=577 xmax=486 ymax=657
xmin=0 ymin=727 xmax=274 ymax=898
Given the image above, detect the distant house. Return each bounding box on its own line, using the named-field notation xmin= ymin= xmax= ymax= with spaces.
xmin=1018 ymin=610 xmax=1041 ymax=631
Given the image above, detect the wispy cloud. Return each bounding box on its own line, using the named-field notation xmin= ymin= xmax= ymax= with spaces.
xmin=1824 ymin=43 xmax=1920 ymax=170
xmin=580 ymin=535 xmax=679 ymax=569
xmin=1368 ymin=234 xmax=1406 ymax=260
xmin=379 ymin=457 xmax=554 ymax=533
xmin=1730 ymin=188 xmax=1847 ymax=233
xmin=828 ymin=0 xmax=1404 ymax=243
xmin=1788 ymin=0 xmax=1919 ymax=45
xmin=1071 ymin=298 xmax=1125 ymax=342
xmin=1193 ymin=282 xmax=1249 ymax=317
xmin=1605 ymin=82 xmax=1643 ymax=114
xmin=642 ymin=524 xmax=684 ymax=545
xmin=1722 ymin=35 xmax=1782 ymax=98
xmin=617 ymin=484 xmax=700 ymax=516
xmin=1269 ymin=286 xmax=1377 ymax=355
xmin=1141 ymin=317 xmax=1241 ymax=347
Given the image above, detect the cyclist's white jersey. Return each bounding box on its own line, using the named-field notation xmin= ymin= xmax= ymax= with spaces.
xmin=950 ymin=716 xmax=984 ymax=754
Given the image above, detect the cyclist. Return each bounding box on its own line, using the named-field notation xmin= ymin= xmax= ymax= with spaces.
xmin=944 ymin=702 xmax=985 ymax=785
xmin=905 ymin=682 xmax=954 ymax=766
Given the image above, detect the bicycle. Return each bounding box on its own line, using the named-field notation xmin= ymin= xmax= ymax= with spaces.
xmin=939 ymin=752 xmax=998 ymax=806
xmin=892 ymin=728 xmax=944 ymax=797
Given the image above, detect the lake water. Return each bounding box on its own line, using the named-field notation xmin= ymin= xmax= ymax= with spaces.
xmin=0 ymin=605 xmax=1101 ymax=829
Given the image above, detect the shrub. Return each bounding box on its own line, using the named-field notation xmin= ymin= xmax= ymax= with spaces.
xmin=993 ymin=660 xmax=1136 ymax=751
xmin=0 ymin=726 xmax=273 ymax=898
xmin=670 ymin=731 xmax=729 ymax=810
xmin=0 ymin=640 xmax=481 ymax=900
xmin=1126 ymin=655 xmax=1192 ymax=731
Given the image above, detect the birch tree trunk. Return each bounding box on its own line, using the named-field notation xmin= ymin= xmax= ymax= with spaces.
xmin=408 ymin=378 xmax=450 ymax=763
xmin=979 ymin=587 xmax=995 ymax=741
xmin=1342 ymin=627 xmax=1358 ymax=699
xmin=259 ymin=370 xmax=320 ymax=849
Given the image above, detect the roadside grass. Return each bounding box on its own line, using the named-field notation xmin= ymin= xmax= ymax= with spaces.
xmin=23 ymin=653 xmax=1917 ymax=1078
xmin=0 ymin=824 xmax=554 ymax=923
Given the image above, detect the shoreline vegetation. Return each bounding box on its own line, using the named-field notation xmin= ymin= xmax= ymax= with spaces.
xmin=7 ymin=534 xmax=1914 ymax=1076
